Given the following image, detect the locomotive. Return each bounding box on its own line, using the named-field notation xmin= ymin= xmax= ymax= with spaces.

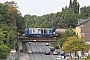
xmin=24 ymin=28 xmax=58 ymax=38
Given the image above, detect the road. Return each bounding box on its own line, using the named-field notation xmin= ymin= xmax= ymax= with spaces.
xmin=26 ymin=42 xmax=66 ymax=60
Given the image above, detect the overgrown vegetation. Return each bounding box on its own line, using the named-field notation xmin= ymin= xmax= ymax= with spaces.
xmin=0 ymin=0 xmax=90 ymax=59
xmin=0 ymin=1 xmax=24 ymax=59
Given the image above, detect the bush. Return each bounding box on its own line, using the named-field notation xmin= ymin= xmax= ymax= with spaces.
xmin=55 ymin=45 xmax=59 ymax=49
xmin=51 ymin=43 xmax=59 ymax=49
xmin=15 ymin=58 xmax=19 ymax=60
xmin=0 ymin=45 xmax=10 ymax=59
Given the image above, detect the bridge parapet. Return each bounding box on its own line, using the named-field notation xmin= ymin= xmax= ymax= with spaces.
xmin=18 ymin=37 xmax=59 ymax=42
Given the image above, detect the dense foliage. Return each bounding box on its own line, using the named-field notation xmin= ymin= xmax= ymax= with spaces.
xmin=24 ymin=0 xmax=80 ymax=28
xmin=0 ymin=0 xmax=90 ymax=59
xmin=62 ymin=36 xmax=89 ymax=52
xmin=24 ymin=0 xmax=90 ymax=29
xmin=0 ymin=45 xmax=10 ymax=59
xmin=62 ymin=36 xmax=90 ymax=58
xmin=59 ymin=27 xmax=75 ymax=47
xmin=0 ymin=1 xmax=24 ymax=59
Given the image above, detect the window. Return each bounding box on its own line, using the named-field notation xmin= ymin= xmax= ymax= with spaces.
xmin=44 ymin=30 xmax=47 ymax=34
xmin=41 ymin=30 xmax=43 ymax=34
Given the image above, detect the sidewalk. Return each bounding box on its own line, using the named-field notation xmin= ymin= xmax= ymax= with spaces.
xmin=19 ymin=52 xmax=29 ymax=60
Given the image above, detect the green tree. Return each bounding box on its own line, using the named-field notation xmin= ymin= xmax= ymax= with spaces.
xmin=0 ymin=45 xmax=10 ymax=59
xmin=72 ymin=0 xmax=80 ymax=14
xmin=25 ymin=16 xmax=35 ymax=27
xmin=0 ymin=28 xmax=6 ymax=45
xmin=59 ymin=27 xmax=75 ymax=47
xmin=0 ymin=3 xmax=13 ymax=24
xmin=80 ymin=6 xmax=90 ymax=19
xmin=62 ymin=36 xmax=89 ymax=56
xmin=8 ymin=30 xmax=18 ymax=50
xmin=3 ymin=1 xmax=25 ymax=33
xmin=4 ymin=1 xmax=19 ymax=14
xmin=69 ymin=0 xmax=73 ymax=8
xmin=0 ymin=24 xmax=18 ymax=51
xmin=59 ymin=8 xmax=78 ymax=28
xmin=69 ymin=0 xmax=80 ymax=14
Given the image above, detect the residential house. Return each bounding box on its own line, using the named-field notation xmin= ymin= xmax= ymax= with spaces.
xmin=76 ymin=18 xmax=90 ymax=44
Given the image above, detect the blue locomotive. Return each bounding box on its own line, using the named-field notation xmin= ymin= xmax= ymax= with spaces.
xmin=24 ymin=28 xmax=56 ymax=38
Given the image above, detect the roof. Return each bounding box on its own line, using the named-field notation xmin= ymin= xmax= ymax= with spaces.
xmin=78 ymin=18 xmax=90 ymax=25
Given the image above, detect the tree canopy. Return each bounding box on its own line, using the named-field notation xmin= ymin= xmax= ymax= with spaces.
xmin=0 ymin=1 xmax=23 ymax=59
xmin=59 ymin=27 xmax=75 ymax=47
xmin=0 ymin=0 xmax=90 ymax=59
xmin=62 ymin=36 xmax=89 ymax=52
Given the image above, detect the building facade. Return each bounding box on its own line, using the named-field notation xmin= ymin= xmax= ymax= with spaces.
xmin=76 ymin=18 xmax=90 ymax=43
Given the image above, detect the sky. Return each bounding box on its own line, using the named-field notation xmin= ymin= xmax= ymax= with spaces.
xmin=0 ymin=0 xmax=90 ymax=16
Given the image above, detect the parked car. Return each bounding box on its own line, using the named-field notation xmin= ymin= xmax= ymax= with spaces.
xmin=56 ymin=56 xmax=63 ymax=60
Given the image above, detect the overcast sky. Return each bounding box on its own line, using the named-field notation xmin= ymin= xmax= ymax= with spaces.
xmin=0 ymin=0 xmax=90 ymax=16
